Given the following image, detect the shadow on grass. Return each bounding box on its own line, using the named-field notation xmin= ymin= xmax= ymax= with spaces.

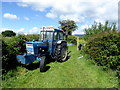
xmin=20 ymin=51 xmax=71 ymax=72
xmin=22 ymin=62 xmax=40 ymax=70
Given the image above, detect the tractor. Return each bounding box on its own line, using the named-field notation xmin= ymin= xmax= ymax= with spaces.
xmin=16 ymin=27 xmax=68 ymax=72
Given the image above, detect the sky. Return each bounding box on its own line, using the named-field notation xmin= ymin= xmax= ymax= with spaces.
xmin=1 ymin=0 xmax=119 ymax=35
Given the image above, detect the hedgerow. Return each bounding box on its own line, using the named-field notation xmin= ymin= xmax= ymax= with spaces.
xmin=83 ymin=31 xmax=120 ymax=72
xmin=67 ymin=35 xmax=77 ymax=45
xmin=2 ymin=34 xmax=39 ymax=73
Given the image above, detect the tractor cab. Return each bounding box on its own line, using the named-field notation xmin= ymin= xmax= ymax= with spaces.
xmin=16 ymin=27 xmax=68 ymax=72
xmin=39 ymin=27 xmax=65 ymax=42
xmin=39 ymin=27 xmax=66 ymax=54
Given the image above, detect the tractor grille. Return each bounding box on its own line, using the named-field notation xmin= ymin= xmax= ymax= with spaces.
xmin=38 ymin=47 xmax=48 ymax=55
xmin=26 ymin=44 xmax=34 ymax=54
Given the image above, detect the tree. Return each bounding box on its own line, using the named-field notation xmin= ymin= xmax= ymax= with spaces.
xmin=2 ymin=30 xmax=16 ymax=37
xmin=59 ymin=19 xmax=78 ymax=40
xmin=84 ymin=20 xmax=117 ymax=39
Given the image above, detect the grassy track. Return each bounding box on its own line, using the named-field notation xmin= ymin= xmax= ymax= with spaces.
xmin=2 ymin=45 xmax=118 ymax=88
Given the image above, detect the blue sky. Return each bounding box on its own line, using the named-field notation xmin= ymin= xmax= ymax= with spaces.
xmin=1 ymin=0 xmax=118 ymax=35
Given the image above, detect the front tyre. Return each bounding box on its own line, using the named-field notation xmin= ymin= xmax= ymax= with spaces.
xmin=40 ymin=56 xmax=46 ymax=72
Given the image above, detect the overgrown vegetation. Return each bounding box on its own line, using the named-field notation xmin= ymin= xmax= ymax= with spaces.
xmin=25 ymin=34 xmax=39 ymax=41
xmin=83 ymin=31 xmax=120 ymax=70
xmin=2 ymin=34 xmax=39 ymax=73
xmin=84 ymin=21 xmax=117 ymax=40
xmin=83 ymin=21 xmax=120 ymax=85
xmin=67 ymin=35 xmax=77 ymax=45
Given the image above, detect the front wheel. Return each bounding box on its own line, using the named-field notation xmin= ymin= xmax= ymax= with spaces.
xmin=40 ymin=56 xmax=46 ymax=72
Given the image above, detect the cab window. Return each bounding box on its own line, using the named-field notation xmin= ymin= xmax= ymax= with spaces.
xmin=54 ymin=32 xmax=59 ymax=40
xmin=59 ymin=32 xmax=64 ymax=40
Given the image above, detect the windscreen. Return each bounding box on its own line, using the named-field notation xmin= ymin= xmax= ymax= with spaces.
xmin=40 ymin=31 xmax=53 ymax=40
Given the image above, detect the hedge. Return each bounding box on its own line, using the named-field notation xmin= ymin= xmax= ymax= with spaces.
xmin=2 ymin=34 xmax=39 ymax=73
xmin=83 ymin=31 xmax=120 ymax=72
xmin=67 ymin=35 xmax=77 ymax=45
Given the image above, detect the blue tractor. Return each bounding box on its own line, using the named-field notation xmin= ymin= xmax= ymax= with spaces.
xmin=16 ymin=27 xmax=68 ymax=72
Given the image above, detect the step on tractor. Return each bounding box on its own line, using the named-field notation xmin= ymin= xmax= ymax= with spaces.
xmin=16 ymin=27 xmax=68 ymax=72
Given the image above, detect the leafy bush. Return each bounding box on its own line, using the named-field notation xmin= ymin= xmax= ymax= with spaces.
xmin=84 ymin=21 xmax=117 ymax=40
xmin=2 ymin=34 xmax=40 ymax=73
xmin=2 ymin=35 xmax=27 ymax=73
xmin=67 ymin=35 xmax=77 ymax=45
xmin=25 ymin=34 xmax=39 ymax=41
xmin=83 ymin=31 xmax=120 ymax=71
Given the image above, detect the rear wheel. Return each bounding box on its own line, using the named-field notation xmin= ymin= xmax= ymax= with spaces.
xmin=55 ymin=43 xmax=68 ymax=62
xmin=40 ymin=56 xmax=46 ymax=72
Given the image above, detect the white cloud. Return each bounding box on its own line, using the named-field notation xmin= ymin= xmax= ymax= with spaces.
xmin=24 ymin=17 xmax=30 ymax=20
xmin=46 ymin=13 xmax=57 ymax=19
xmin=17 ymin=0 xmax=118 ymax=23
xmin=81 ymin=25 xmax=90 ymax=30
xmin=0 ymin=28 xmax=9 ymax=32
xmin=17 ymin=28 xmax=25 ymax=32
xmin=28 ymin=27 xmax=40 ymax=34
xmin=0 ymin=27 xmax=26 ymax=35
xmin=3 ymin=13 xmax=19 ymax=20
xmin=95 ymin=19 xmax=104 ymax=24
xmin=17 ymin=3 xmax=28 ymax=7
xmin=72 ymin=24 xmax=90 ymax=35
xmin=15 ymin=0 xmax=119 ymax=34
xmin=72 ymin=30 xmax=85 ymax=35
xmin=60 ymin=14 xmax=85 ymax=23
xmin=0 ymin=27 xmax=40 ymax=35
xmin=0 ymin=27 xmax=16 ymax=33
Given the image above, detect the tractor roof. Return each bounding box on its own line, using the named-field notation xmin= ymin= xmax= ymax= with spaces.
xmin=40 ymin=27 xmax=63 ymax=32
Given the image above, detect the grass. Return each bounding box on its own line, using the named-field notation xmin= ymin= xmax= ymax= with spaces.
xmin=2 ymin=45 xmax=118 ymax=88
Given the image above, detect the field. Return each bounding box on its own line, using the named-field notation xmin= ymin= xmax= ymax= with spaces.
xmin=2 ymin=45 xmax=118 ymax=88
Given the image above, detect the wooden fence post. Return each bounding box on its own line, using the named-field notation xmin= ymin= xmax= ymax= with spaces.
xmin=77 ymin=37 xmax=79 ymax=51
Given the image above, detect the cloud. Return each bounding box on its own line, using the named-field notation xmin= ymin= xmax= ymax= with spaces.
xmin=28 ymin=27 xmax=40 ymax=34
xmin=3 ymin=13 xmax=19 ymax=20
xmin=0 ymin=27 xmax=26 ymax=35
xmin=60 ymin=14 xmax=85 ymax=23
xmin=0 ymin=27 xmax=40 ymax=35
xmin=95 ymin=19 xmax=104 ymax=24
xmin=0 ymin=27 xmax=16 ymax=33
xmin=17 ymin=3 xmax=28 ymax=7
xmin=17 ymin=28 xmax=25 ymax=32
xmin=0 ymin=28 xmax=9 ymax=33
xmin=46 ymin=13 xmax=57 ymax=19
xmin=17 ymin=0 xmax=118 ymax=23
xmin=72 ymin=24 xmax=90 ymax=35
xmin=24 ymin=17 xmax=30 ymax=20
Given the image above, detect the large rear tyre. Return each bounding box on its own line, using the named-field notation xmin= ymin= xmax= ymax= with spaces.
xmin=55 ymin=43 xmax=68 ymax=62
xmin=40 ymin=56 xmax=46 ymax=72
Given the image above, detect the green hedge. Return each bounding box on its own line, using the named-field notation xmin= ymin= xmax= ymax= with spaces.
xmin=25 ymin=34 xmax=39 ymax=41
xmin=83 ymin=31 xmax=120 ymax=72
xmin=67 ymin=35 xmax=77 ymax=45
xmin=2 ymin=34 xmax=39 ymax=73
